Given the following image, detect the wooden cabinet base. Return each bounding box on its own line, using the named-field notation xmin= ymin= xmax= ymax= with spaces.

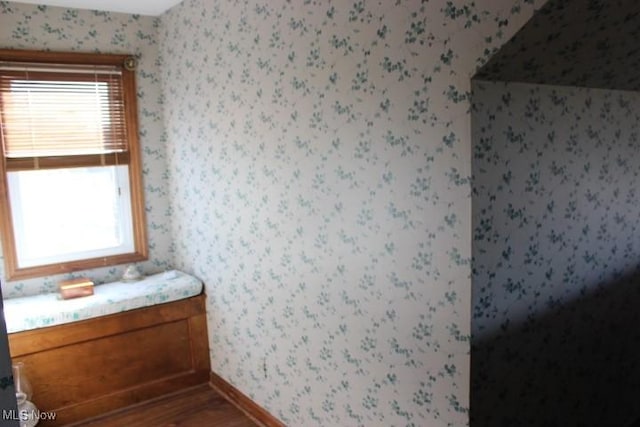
xmin=8 ymin=294 xmax=210 ymax=426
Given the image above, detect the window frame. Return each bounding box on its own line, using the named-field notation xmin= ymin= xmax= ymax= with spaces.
xmin=0 ymin=49 xmax=148 ymax=280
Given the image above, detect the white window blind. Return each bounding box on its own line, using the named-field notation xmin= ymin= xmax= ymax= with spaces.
xmin=0 ymin=63 xmax=128 ymax=161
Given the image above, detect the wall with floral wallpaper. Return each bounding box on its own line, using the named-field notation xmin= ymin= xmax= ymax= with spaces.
xmin=159 ymin=1 xmax=544 ymax=426
xmin=471 ymin=80 xmax=640 ymax=426
xmin=0 ymin=2 xmax=173 ymax=297
xmin=475 ymin=0 xmax=640 ymax=92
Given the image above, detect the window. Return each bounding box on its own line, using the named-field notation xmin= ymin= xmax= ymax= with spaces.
xmin=0 ymin=50 xmax=147 ymax=280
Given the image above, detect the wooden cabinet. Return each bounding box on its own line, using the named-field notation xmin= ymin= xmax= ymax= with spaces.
xmin=8 ymin=294 xmax=210 ymax=426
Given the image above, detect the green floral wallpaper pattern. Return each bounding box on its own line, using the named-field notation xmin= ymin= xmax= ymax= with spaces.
xmin=472 ymin=80 xmax=640 ymax=426
xmin=0 ymin=1 xmax=554 ymax=425
xmin=0 ymin=2 xmax=172 ymax=296
xmin=159 ymin=1 xmax=543 ymax=425
xmin=475 ymin=0 xmax=640 ymax=91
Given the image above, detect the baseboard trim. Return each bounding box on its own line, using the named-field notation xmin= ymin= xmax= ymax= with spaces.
xmin=209 ymin=371 xmax=286 ymax=427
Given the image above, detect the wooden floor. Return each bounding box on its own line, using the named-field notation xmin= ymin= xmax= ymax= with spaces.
xmin=73 ymin=384 xmax=259 ymax=427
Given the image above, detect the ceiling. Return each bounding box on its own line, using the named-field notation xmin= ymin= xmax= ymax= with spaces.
xmin=474 ymin=0 xmax=640 ymax=91
xmin=9 ymin=0 xmax=183 ymax=16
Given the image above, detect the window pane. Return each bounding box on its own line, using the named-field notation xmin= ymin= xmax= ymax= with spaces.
xmin=7 ymin=165 xmax=134 ymax=268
